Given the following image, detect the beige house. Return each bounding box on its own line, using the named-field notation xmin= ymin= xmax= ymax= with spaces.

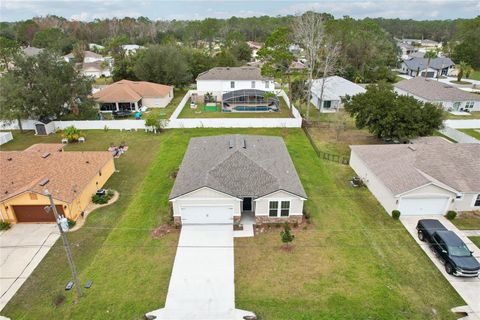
xmin=170 ymin=135 xmax=307 ymax=225
xmin=93 ymin=80 xmax=174 ymax=112
xmin=349 ymin=137 xmax=480 ymax=216
xmin=0 ymin=144 xmax=115 ymax=223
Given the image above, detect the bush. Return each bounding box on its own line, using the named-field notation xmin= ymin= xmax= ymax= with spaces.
xmin=92 ymin=190 xmax=113 ymax=204
xmin=392 ymin=210 xmax=401 ymax=220
xmin=67 ymin=219 xmax=76 ymax=228
xmin=61 ymin=126 xmax=84 ymax=142
xmin=280 ymin=223 xmax=295 ymax=246
xmin=0 ymin=221 xmax=11 ymax=230
xmin=445 ymin=210 xmax=457 ymax=220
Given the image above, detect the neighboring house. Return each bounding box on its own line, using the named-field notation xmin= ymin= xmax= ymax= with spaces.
xmin=246 ymin=41 xmax=262 ymax=62
xmin=288 ymin=44 xmax=303 ymax=54
xmin=400 ymin=57 xmax=454 ymax=78
xmin=170 ymin=134 xmax=307 ymax=225
xmin=290 ymin=60 xmax=306 ymax=71
xmin=0 ymin=144 xmax=115 ymax=223
xmin=397 ymin=42 xmax=418 ymax=59
xmin=350 ymin=137 xmax=480 ymax=216
xmin=310 ymin=76 xmax=366 ymax=112
xmin=63 ymin=50 xmax=104 ymax=63
xmin=81 ymin=61 xmax=111 ymax=79
xmin=88 ymin=43 xmax=105 ymax=51
xmin=93 ymin=79 xmax=174 ymax=112
xmin=121 ymin=44 xmax=144 ymax=55
xmin=0 ymin=132 xmax=13 ymax=145
xmin=394 ymin=77 xmax=480 ymax=112
xmin=21 ymin=46 xmax=43 ymax=57
xmin=420 ymin=39 xmax=442 ymax=49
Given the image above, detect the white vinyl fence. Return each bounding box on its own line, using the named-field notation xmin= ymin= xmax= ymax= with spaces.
xmin=444 ymin=119 xmax=480 ymax=129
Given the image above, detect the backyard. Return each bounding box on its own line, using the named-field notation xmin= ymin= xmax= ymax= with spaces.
xmin=178 ymin=94 xmax=294 ymax=118
xmin=2 ymin=128 xmax=463 ymax=319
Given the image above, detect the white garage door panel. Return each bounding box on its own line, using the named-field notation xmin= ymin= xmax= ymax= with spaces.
xmin=181 ymin=206 xmax=233 ymax=224
xmin=398 ymin=197 xmax=449 ymax=215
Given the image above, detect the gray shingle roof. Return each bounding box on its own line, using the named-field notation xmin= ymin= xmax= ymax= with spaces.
xmin=402 ymin=57 xmax=454 ymax=71
xmin=350 ymin=140 xmax=480 ymax=195
xmin=394 ymin=77 xmax=480 ymax=101
xmin=170 ymin=135 xmax=307 ymax=199
xmin=196 ymin=67 xmax=272 ymax=81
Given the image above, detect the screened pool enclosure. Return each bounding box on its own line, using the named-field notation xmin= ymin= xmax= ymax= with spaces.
xmin=222 ymin=89 xmax=279 ymax=112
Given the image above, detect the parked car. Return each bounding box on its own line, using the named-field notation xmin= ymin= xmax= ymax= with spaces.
xmin=417 ymin=219 xmax=480 ymax=277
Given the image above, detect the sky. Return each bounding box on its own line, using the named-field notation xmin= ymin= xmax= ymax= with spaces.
xmin=0 ymin=0 xmax=479 ymax=22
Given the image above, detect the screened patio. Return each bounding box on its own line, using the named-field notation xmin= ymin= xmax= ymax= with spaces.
xmin=222 ymin=89 xmax=279 ymax=112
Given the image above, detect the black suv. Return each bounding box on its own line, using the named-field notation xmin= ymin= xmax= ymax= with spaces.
xmin=417 ymin=219 xmax=480 ymax=277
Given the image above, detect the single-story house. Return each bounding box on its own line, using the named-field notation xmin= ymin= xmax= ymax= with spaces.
xmin=93 ymin=80 xmax=174 ymax=112
xmin=394 ymin=77 xmax=480 ymax=112
xmin=21 ymin=46 xmax=43 ymax=57
xmin=397 ymin=42 xmax=418 ymax=59
xmin=81 ymin=61 xmax=111 ymax=79
xmin=63 ymin=51 xmax=104 ymax=63
xmin=350 ymin=137 xmax=480 ymax=216
xmin=88 ymin=43 xmax=105 ymax=51
xmin=400 ymin=57 xmax=454 ymax=78
xmin=310 ymin=76 xmax=366 ymax=112
xmin=246 ymin=41 xmax=262 ymax=61
xmin=0 ymin=144 xmax=115 ymax=223
xmin=121 ymin=44 xmax=144 ymax=55
xmin=170 ymin=135 xmax=307 ymax=225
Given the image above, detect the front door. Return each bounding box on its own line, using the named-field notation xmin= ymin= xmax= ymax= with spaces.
xmin=242 ymin=197 xmax=252 ymax=211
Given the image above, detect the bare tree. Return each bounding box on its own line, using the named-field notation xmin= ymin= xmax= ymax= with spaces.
xmin=292 ymin=12 xmax=324 ymax=121
xmin=316 ymin=40 xmax=342 ymax=121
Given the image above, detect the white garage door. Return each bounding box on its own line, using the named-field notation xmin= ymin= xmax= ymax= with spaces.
xmin=180 ymin=205 xmax=234 ymax=224
xmin=398 ymin=197 xmax=449 ymax=215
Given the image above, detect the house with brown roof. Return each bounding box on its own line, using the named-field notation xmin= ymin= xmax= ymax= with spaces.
xmin=81 ymin=61 xmax=111 ymax=79
xmin=394 ymin=77 xmax=480 ymax=112
xmin=93 ymin=80 xmax=174 ymax=112
xmin=0 ymin=144 xmax=115 ymax=223
xmin=349 ymin=137 xmax=480 ymax=216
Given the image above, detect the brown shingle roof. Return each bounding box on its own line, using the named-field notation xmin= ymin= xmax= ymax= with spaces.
xmin=93 ymin=80 xmax=173 ymax=103
xmin=196 ymin=67 xmax=272 ymax=81
xmin=350 ymin=141 xmax=480 ymax=195
xmin=0 ymin=146 xmax=113 ymax=203
xmin=24 ymin=143 xmax=65 ymax=153
xmin=395 ymin=77 xmax=480 ymax=102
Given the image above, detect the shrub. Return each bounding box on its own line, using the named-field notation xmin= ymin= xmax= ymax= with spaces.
xmin=445 ymin=210 xmax=457 ymax=220
xmin=0 ymin=221 xmax=11 ymax=230
xmin=392 ymin=210 xmax=401 ymax=220
xmin=61 ymin=126 xmax=84 ymax=142
xmin=303 ymin=207 xmax=311 ymax=220
xmin=92 ymin=194 xmax=108 ymax=204
xmin=67 ymin=219 xmax=76 ymax=228
xmin=280 ymin=223 xmax=295 ymax=246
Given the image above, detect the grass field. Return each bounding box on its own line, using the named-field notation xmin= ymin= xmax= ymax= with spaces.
xmin=2 ymin=128 xmax=463 ymax=319
xmin=178 ymin=95 xmax=293 ymax=118
xmin=445 ymin=111 xmax=480 ymax=120
xmin=451 ymin=212 xmax=480 ymax=230
xmin=470 ymin=237 xmax=480 ymax=249
xmin=467 ymin=70 xmax=480 ymax=81
xmin=459 ymin=128 xmax=480 ymax=140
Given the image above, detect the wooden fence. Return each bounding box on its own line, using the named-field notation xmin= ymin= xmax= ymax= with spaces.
xmin=302 ymin=125 xmax=350 ymax=165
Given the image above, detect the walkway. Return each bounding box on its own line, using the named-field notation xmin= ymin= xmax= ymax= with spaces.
xmin=401 ymin=216 xmax=480 ymax=320
xmin=146 ymin=224 xmax=254 ymax=320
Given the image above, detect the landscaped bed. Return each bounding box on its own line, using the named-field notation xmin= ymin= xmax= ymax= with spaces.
xmin=451 ymin=211 xmax=480 ymax=230
xmin=2 ymin=128 xmax=463 ymax=319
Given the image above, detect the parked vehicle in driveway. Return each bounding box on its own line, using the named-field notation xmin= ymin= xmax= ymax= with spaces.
xmin=417 ymin=219 xmax=480 ymax=277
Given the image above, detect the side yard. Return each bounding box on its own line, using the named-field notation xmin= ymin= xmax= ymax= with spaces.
xmin=2 ymin=128 xmax=464 ymax=319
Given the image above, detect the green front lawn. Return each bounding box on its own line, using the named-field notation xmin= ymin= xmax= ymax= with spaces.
xmin=2 ymin=129 xmax=463 ymax=319
xmin=451 ymin=212 xmax=480 ymax=230
xmin=178 ymin=95 xmax=294 ymax=118
xmin=469 ymin=237 xmax=480 ymax=249
xmin=459 ymin=128 xmax=480 ymax=140
xmin=467 ymin=70 xmax=480 ymax=81
xmin=445 ymin=111 xmax=480 ymax=119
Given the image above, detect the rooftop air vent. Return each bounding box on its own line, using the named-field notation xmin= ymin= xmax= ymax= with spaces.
xmin=408 ymin=145 xmax=416 ymax=151
xmin=38 ymin=178 xmax=49 ymax=186
xmin=243 ymin=139 xmax=247 ymax=149
xmin=41 ymin=152 xmax=50 ymax=158
xmin=229 ymin=139 xmax=234 ymax=149
xmin=7 ymin=157 xmax=12 ymax=161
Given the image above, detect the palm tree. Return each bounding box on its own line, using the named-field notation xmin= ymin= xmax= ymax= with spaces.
xmin=423 ymin=50 xmax=437 ymax=78
xmin=457 ymin=61 xmax=469 ymax=82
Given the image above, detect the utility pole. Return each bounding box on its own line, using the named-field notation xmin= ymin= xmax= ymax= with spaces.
xmin=44 ymin=189 xmax=82 ymax=298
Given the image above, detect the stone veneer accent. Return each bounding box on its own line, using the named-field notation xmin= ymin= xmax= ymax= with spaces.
xmin=234 ymin=216 xmax=241 ymax=224
xmin=255 ymin=215 xmax=303 ymax=225
xmin=173 ymin=216 xmax=181 ymax=226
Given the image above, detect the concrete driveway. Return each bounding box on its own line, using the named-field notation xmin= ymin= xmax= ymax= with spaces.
xmin=0 ymin=224 xmax=59 ymax=311
xmin=401 ymin=216 xmax=480 ymax=319
xmin=147 ymin=224 xmax=254 ymax=320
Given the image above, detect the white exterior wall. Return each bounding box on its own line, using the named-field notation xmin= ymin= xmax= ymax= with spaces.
xmin=310 ymin=92 xmax=341 ymax=112
xmin=196 ymin=80 xmax=275 ymax=94
xmin=0 ymin=132 xmax=13 ymax=145
xmin=142 ymin=89 xmax=174 ymax=108
xmin=84 ymin=57 xmax=103 ymax=63
xmin=171 ymin=188 xmax=241 ymax=218
xmin=349 ymin=151 xmax=397 ymax=214
xmin=452 ymin=193 xmax=480 ymax=211
xmin=254 ymin=190 xmax=304 ymax=217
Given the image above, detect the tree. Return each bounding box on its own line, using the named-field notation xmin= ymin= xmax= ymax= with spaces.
xmin=456 ymin=61 xmax=471 ymax=82
xmin=32 ymin=28 xmax=74 ymax=54
xmin=423 ymin=50 xmax=437 ymax=78
xmin=280 ymin=223 xmax=295 ymax=248
xmin=72 ymin=41 xmax=87 ymax=63
xmin=215 ymin=49 xmax=239 ymax=67
xmin=0 ymin=36 xmax=20 ymax=71
xmin=134 ymin=45 xmax=192 ymax=86
xmin=343 ymin=82 xmax=444 ymax=140
xmin=292 ymin=12 xmax=325 ymax=121
xmin=0 ymin=50 xmax=94 ymax=122
xmin=112 ymin=53 xmax=137 ymax=81
xmin=230 ymin=42 xmax=252 ymax=62
xmin=452 ymin=17 xmax=480 ymax=69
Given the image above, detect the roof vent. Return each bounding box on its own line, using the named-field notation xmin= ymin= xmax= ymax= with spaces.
xmin=243 ymin=139 xmax=247 ymax=149
xmin=408 ymin=145 xmax=416 ymax=151
xmin=7 ymin=157 xmax=12 ymax=161
xmin=229 ymin=139 xmax=234 ymax=149
xmin=38 ymin=178 xmax=49 ymax=186
xmin=41 ymin=152 xmax=50 ymax=158
xmin=86 ymin=160 xmax=90 ymax=164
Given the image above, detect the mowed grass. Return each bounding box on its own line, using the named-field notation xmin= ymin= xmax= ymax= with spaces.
xmin=178 ymin=95 xmax=293 ymax=118
xmin=470 ymin=237 xmax=480 ymax=249
xmin=445 ymin=111 xmax=480 ymax=120
xmin=3 ymin=129 xmax=464 ymax=319
xmin=451 ymin=212 xmax=480 ymax=230
xmin=459 ymin=128 xmax=480 ymax=140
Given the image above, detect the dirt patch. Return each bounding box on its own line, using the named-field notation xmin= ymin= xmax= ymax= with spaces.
xmin=457 ymin=211 xmax=480 ymax=219
xmin=69 ymin=190 xmax=120 ymax=232
xmin=151 ymin=223 xmax=178 ymax=239
xmin=254 ymin=218 xmax=314 ymax=235
xmin=280 ymin=244 xmax=294 ymax=252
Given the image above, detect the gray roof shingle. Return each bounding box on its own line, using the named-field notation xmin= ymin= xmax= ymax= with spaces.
xmin=350 ymin=140 xmax=480 ymax=195
xmin=196 ymin=67 xmax=272 ymax=81
xmin=394 ymin=77 xmax=480 ymax=101
xmin=170 ymin=135 xmax=307 ymax=199
xmin=403 ymin=57 xmax=454 ymax=71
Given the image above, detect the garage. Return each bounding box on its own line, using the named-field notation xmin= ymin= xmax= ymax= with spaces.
xmin=420 ymin=71 xmax=435 ymax=78
xmin=180 ymin=205 xmax=233 ymax=225
xmin=12 ymin=205 xmax=64 ymax=223
xmin=398 ymin=197 xmax=450 ymax=215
